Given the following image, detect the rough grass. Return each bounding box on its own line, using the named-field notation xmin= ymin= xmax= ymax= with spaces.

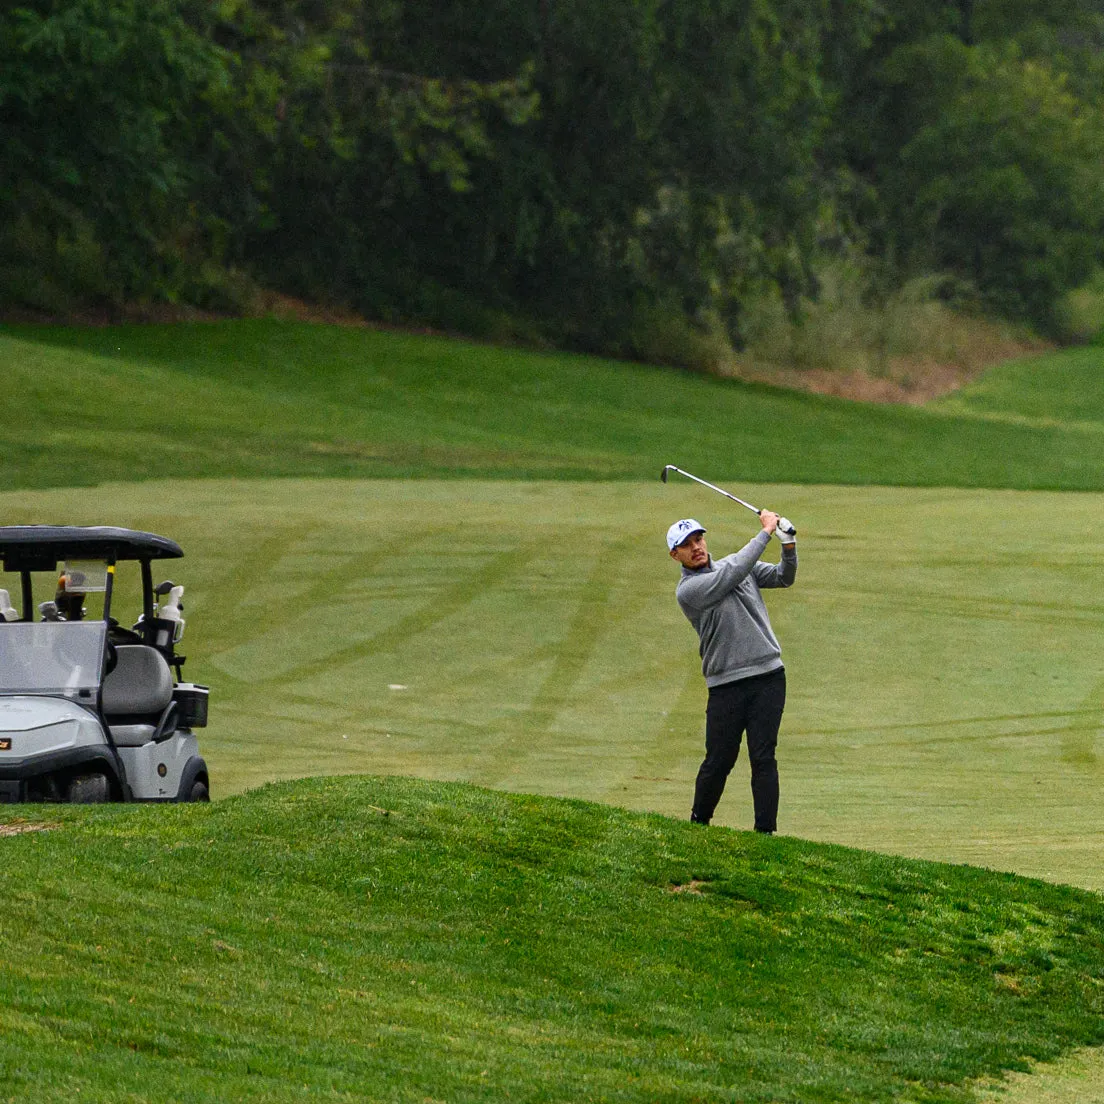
xmin=1 ymin=776 xmax=1103 ymax=1104
xmin=735 ymin=269 xmax=1045 ymax=389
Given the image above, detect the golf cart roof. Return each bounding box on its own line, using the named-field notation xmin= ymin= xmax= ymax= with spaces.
xmin=0 ymin=526 xmax=183 ymax=571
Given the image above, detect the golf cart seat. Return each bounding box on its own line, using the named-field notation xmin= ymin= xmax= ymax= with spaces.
xmin=101 ymin=645 xmax=176 ymax=747
xmin=0 ymin=590 xmax=18 ymax=622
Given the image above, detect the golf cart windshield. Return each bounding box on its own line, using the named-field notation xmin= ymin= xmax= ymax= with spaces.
xmin=0 ymin=621 xmax=107 ymax=698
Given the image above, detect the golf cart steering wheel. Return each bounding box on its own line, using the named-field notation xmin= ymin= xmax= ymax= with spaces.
xmin=104 ymin=641 xmax=118 ymax=676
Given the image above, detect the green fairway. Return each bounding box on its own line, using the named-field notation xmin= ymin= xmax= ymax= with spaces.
xmin=3 ymin=319 xmax=1104 ymax=491
xmin=980 ymin=1047 xmax=1104 ymax=1103
xmin=1 ymin=775 xmax=1103 ymax=1104
xmin=3 ymin=476 xmax=1100 ymax=893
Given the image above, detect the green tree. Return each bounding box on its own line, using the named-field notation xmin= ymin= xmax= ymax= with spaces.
xmin=0 ymin=0 xmax=227 ymax=308
xmin=322 ymin=0 xmax=882 ymax=352
xmin=878 ymin=37 xmax=1104 ymax=328
xmin=203 ymin=0 xmax=538 ymax=314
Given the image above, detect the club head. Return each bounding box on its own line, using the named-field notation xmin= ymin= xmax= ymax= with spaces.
xmin=660 ymin=465 xmax=671 ymax=483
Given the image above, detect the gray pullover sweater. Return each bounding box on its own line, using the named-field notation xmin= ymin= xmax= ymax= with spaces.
xmin=676 ymin=530 xmax=797 ymax=688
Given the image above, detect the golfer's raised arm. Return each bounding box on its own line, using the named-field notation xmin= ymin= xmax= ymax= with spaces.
xmin=755 ymin=542 xmax=797 ymax=589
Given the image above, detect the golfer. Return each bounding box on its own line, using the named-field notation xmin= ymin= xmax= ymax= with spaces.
xmin=667 ymin=512 xmax=797 ymax=832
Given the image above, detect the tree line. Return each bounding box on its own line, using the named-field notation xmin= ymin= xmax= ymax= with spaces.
xmin=3 ymin=0 xmax=1103 ymax=360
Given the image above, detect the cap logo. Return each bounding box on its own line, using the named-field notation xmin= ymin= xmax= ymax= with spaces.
xmin=666 ymin=518 xmax=706 ymax=551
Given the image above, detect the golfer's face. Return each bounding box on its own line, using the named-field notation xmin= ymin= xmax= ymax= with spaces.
xmin=671 ymin=531 xmax=708 ymax=568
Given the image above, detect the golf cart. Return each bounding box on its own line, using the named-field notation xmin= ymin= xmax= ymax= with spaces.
xmin=0 ymin=526 xmax=210 ymax=804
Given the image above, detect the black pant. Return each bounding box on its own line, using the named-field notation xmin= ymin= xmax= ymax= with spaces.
xmin=691 ymin=668 xmax=785 ymax=831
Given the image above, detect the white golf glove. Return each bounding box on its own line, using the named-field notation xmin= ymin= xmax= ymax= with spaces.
xmin=775 ymin=518 xmax=796 ymax=544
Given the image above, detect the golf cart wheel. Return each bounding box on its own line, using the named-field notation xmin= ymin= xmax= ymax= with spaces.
xmin=66 ymin=772 xmax=111 ymax=804
xmin=187 ymin=780 xmax=209 ymax=803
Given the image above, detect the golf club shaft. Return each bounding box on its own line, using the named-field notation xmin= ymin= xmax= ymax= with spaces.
xmin=661 ymin=465 xmax=761 ymax=516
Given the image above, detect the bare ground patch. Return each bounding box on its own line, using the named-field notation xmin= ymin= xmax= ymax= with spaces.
xmin=0 ymin=292 xmax=364 ymax=329
xmin=0 ymin=819 xmax=59 ymax=838
xmin=728 ymin=342 xmax=1050 ymax=405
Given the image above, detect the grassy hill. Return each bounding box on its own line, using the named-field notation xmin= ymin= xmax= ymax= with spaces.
xmin=1 ymin=775 xmax=1103 ymax=1103
xmin=934 ymin=344 xmax=1104 ymax=428
xmin=3 ymin=319 xmax=1104 ymax=491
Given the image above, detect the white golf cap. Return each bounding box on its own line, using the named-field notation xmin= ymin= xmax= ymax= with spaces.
xmin=666 ymin=518 xmax=706 ymax=551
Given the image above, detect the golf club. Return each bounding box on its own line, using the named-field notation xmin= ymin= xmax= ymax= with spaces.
xmin=660 ymin=465 xmax=796 ymax=537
